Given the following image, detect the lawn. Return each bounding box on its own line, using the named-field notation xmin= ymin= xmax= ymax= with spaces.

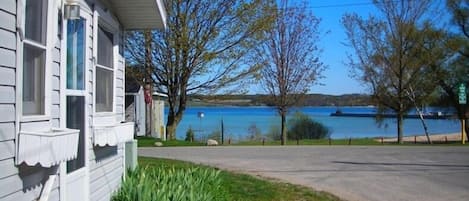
xmin=138 ymin=157 xmax=341 ymax=201
xmin=137 ymin=136 xmax=468 ymax=147
xmin=137 ymin=136 xmax=381 ymax=147
xmin=137 ymin=136 xmax=205 ymax=147
xmin=235 ymin=138 xmax=382 ymax=146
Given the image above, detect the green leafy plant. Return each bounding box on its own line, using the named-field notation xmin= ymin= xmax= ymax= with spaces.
xmin=288 ymin=112 xmax=330 ymax=140
xmin=265 ymin=125 xmax=281 ymax=141
xmin=185 ymin=127 xmax=195 ymax=142
xmin=112 ymin=166 xmax=227 ymax=201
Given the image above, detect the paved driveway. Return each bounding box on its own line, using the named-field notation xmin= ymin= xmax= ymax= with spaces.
xmin=139 ymin=146 xmax=469 ymax=201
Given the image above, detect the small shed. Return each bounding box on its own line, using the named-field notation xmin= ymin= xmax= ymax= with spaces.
xmin=151 ymin=91 xmax=167 ymax=140
xmin=125 ymin=84 xmax=166 ymax=140
xmin=125 ymin=82 xmax=146 ymax=136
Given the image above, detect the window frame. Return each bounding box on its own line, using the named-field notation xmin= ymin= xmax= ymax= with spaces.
xmin=17 ymin=0 xmax=54 ymax=121
xmin=93 ymin=8 xmax=119 ymax=115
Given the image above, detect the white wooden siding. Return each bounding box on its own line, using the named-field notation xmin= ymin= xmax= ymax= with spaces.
xmin=0 ymin=1 xmax=61 ymax=200
xmin=0 ymin=105 xmax=15 ymax=122
xmin=0 ymin=174 xmax=59 ymax=201
xmin=0 ymin=29 xmax=16 ymax=50
xmin=87 ymin=4 xmax=126 ymax=199
xmin=0 ymin=123 xmax=15 ymax=141
xmin=0 ymin=5 xmax=19 ymax=201
xmin=0 ymin=9 xmax=15 ymax=32
xmin=0 ymin=140 xmax=15 ymax=160
xmin=0 ymin=86 xmax=15 ymax=104
xmin=1 ymin=0 xmax=140 ymax=200
xmin=1 ymin=0 xmax=16 ymax=14
xmin=0 ymin=49 xmax=16 ymax=67
xmin=0 ymin=67 xmax=16 ymax=86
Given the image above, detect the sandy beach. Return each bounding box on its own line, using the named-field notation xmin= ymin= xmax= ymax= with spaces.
xmin=378 ymin=132 xmax=466 ymax=143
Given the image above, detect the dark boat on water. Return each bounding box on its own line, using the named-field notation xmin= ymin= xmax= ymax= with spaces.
xmin=330 ymin=110 xmax=454 ymax=119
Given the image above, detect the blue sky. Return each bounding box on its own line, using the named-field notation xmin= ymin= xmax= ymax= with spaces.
xmin=249 ymin=1 xmax=380 ymax=95
xmin=311 ymin=1 xmax=378 ymax=95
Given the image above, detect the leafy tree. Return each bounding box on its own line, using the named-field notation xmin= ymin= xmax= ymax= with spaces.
xmin=287 ymin=112 xmax=330 ymax=140
xmin=125 ymin=0 xmax=274 ymax=139
xmin=342 ymin=0 xmax=442 ymax=143
xmin=440 ymin=0 xmax=469 ymax=136
xmin=447 ymin=0 xmax=469 ymax=40
xmin=252 ymin=0 xmax=325 ymax=145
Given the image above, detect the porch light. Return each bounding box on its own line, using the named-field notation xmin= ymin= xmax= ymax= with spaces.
xmin=64 ymin=1 xmax=80 ymax=20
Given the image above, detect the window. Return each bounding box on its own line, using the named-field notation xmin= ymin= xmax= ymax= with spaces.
xmin=67 ymin=19 xmax=85 ymax=90
xmin=22 ymin=0 xmax=47 ymax=115
xmin=66 ymin=18 xmax=86 ymax=173
xmin=96 ymin=25 xmax=114 ymax=112
xmin=66 ymin=96 xmax=85 ymax=173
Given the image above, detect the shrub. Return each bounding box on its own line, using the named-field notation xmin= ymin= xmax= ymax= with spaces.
xmin=265 ymin=125 xmax=281 ymax=141
xmin=247 ymin=123 xmax=263 ymax=141
xmin=112 ymin=166 xmax=227 ymax=201
xmin=287 ymin=112 xmax=330 ymax=140
xmin=185 ymin=127 xmax=195 ymax=142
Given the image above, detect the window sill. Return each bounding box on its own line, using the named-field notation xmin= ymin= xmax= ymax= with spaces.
xmin=93 ymin=112 xmax=116 ymax=117
xmin=92 ymin=122 xmax=134 ymax=146
xmin=18 ymin=128 xmax=80 ymax=167
xmin=20 ymin=115 xmax=51 ymax=122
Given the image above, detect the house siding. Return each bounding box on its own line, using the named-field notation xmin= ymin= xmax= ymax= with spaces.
xmin=0 ymin=2 xmax=20 ymax=200
xmin=1 ymin=0 xmax=164 ymax=200
xmin=88 ymin=6 xmax=126 ymax=198
xmin=0 ymin=1 xmax=61 ymax=200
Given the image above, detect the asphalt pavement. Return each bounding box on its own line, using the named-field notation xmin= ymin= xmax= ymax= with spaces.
xmin=139 ymin=146 xmax=469 ymax=201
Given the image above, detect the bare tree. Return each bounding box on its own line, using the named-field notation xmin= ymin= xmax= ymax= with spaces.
xmin=253 ymin=0 xmax=325 ymax=145
xmin=125 ymin=0 xmax=273 ymax=139
xmin=342 ymin=0 xmax=442 ymax=144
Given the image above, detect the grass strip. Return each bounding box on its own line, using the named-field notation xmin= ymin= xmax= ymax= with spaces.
xmin=138 ymin=157 xmax=341 ymax=201
xmin=137 ymin=136 xmax=469 ymax=147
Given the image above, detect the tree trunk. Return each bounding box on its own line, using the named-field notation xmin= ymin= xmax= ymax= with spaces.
xmin=415 ymin=106 xmax=432 ymax=144
xmin=166 ymin=123 xmax=177 ymax=140
xmin=281 ymin=113 xmax=287 ymax=145
xmin=397 ymin=112 xmax=404 ymax=144
xmin=166 ymin=107 xmax=184 ymax=140
xmin=466 ymin=119 xmax=468 ymax=138
xmin=461 ymin=119 xmax=467 ymax=144
xmin=145 ymin=104 xmax=151 ymax=136
xmin=144 ymin=30 xmax=152 ymax=137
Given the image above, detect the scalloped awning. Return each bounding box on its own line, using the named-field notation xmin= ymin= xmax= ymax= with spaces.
xmin=93 ymin=122 xmax=134 ymax=146
xmin=18 ymin=128 xmax=80 ymax=167
xmin=109 ymin=0 xmax=166 ymax=30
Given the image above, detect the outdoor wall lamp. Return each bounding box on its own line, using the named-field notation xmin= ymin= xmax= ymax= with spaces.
xmin=64 ymin=1 xmax=80 ymax=20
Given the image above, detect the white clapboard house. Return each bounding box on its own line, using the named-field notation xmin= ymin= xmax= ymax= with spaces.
xmin=0 ymin=0 xmax=166 ymax=200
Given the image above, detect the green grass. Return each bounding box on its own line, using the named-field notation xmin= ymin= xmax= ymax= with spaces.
xmin=137 ymin=136 xmax=204 ymax=147
xmin=138 ymin=136 xmax=469 ymax=147
xmin=235 ymin=138 xmax=382 ymax=146
xmin=138 ymin=157 xmax=341 ymax=201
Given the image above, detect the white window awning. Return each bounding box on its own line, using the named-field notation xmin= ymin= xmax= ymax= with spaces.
xmin=93 ymin=122 xmax=134 ymax=146
xmin=18 ymin=128 xmax=80 ymax=167
xmin=109 ymin=0 xmax=166 ymax=30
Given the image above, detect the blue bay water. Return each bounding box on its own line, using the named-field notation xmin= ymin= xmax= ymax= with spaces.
xmin=166 ymin=106 xmax=460 ymax=140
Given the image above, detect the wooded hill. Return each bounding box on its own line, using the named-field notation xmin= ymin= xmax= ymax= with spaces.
xmin=188 ymin=94 xmax=373 ymax=107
